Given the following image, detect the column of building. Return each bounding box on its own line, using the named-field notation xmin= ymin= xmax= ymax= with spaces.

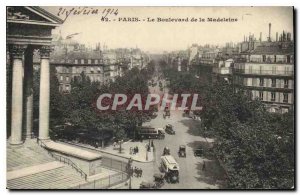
xmin=9 ymin=44 xmax=52 ymax=144
xmin=9 ymin=45 xmax=27 ymax=145
xmin=38 ymin=46 xmax=52 ymax=140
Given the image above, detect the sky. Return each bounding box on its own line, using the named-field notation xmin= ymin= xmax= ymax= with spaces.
xmin=42 ymin=6 xmax=294 ymax=53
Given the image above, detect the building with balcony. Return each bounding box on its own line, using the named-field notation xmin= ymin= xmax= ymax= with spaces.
xmin=212 ymin=59 xmax=234 ymax=82
xmin=233 ymin=39 xmax=294 ymax=113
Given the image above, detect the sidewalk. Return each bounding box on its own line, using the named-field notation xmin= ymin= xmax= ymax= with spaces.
xmin=61 ymin=140 xmax=154 ymax=163
xmin=103 ymin=140 xmax=154 ymax=163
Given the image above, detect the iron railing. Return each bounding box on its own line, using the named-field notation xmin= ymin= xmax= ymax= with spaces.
xmin=70 ymin=171 xmax=129 ymax=189
xmin=37 ymin=139 xmax=87 ymax=181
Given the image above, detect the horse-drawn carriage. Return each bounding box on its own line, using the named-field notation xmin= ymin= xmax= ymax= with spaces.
xmin=178 ymin=145 xmax=186 ymax=157
xmin=139 ymin=173 xmax=165 ymax=189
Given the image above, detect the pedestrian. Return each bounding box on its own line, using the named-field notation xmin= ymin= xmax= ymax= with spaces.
xmin=140 ymin=169 xmax=143 ymax=177
xmin=138 ymin=168 xmax=141 ymax=177
xmin=134 ymin=167 xmax=137 ymax=177
xmin=202 ymin=161 xmax=206 ymax=171
xmin=129 ymin=147 xmax=132 ymax=155
xmin=136 ymin=146 xmax=139 ymax=153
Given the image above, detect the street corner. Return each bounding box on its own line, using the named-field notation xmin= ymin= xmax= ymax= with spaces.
xmin=102 ymin=140 xmax=155 ymax=163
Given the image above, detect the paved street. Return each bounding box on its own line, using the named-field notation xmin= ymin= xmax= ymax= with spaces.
xmin=53 ymin=76 xmax=226 ymax=189
xmin=127 ymin=77 xmax=225 ymax=189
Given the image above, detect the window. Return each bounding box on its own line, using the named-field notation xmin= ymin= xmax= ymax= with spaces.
xmin=66 ymin=76 xmax=69 ymax=82
xmin=284 ymin=67 xmax=290 ymax=75
xmin=271 ymin=92 xmax=276 ymax=101
xmin=248 ymin=66 xmax=252 ymax=74
xmin=259 ymin=66 xmax=263 ymax=74
xmin=283 ymin=93 xmax=288 ymax=103
xmin=284 ymin=79 xmax=289 ymax=88
xmin=65 ymin=85 xmax=70 ymax=91
xmin=97 ymin=67 xmax=101 ymax=73
xmin=287 ymin=55 xmax=291 ymax=63
xmin=91 ymin=67 xmax=94 ymax=73
xmin=259 ymin=78 xmax=264 ymax=87
xmin=262 ymin=55 xmax=266 ymax=62
xmin=272 ymin=66 xmax=277 ymax=74
xmin=60 ymin=75 xmax=63 ymax=81
xmin=271 ymin=79 xmax=276 ymax=88
xmin=259 ymin=91 xmax=264 ymax=101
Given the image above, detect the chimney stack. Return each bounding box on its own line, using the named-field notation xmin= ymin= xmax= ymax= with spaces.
xmin=276 ymin=32 xmax=278 ymax=42
xmin=268 ymin=23 xmax=271 ymax=42
xmin=260 ymin=32 xmax=262 ymax=42
xmin=283 ymin=31 xmax=286 ymax=41
xmin=287 ymin=32 xmax=291 ymax=41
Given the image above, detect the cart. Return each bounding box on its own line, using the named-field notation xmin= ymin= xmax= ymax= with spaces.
xmin=178 ymin=145 xmax=186 ymax=157
xmin=139 ymin=181 xmax=156 ymax=189
xmin=153 ymin=173 xmax=165 ymax=188
xmin=163 ymin=147 xmax=170 ymax=156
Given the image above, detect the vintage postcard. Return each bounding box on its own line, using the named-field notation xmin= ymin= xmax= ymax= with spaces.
xmin=6 ymin=6 xmax=294 ymax=190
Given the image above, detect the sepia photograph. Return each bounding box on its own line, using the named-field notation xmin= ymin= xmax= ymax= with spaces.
xmin=6 ymin=6 xmax=295 ymax=190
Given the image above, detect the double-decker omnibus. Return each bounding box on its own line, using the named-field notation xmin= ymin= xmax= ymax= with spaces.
xmin=160 ymin=155 xmax=179 ymax=183
xmin=137 ymin=126 xmax=165 ymax=139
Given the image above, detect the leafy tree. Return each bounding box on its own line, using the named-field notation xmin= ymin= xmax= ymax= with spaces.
xmin=199 ymin=81 xmax=294 ymax=189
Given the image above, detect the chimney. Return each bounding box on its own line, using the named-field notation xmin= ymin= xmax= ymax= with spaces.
xmin=268 ymin=23 xmax=271 ymax=42
xmin=276 ymin=32 xmax=278 ymax=42
xmin=260 ymin=32 xmax=262 ymax=42
xmin=283 ymin=31 xmax=286 ymax=41
xmin=287 ymin=33 xmax=291 ymax=41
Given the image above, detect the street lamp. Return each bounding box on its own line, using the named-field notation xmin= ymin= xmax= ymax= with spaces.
xmin=119 ymin=139 xmax=123 ymax=153
xmin=128 ymin=157 xmax=133 ymax=189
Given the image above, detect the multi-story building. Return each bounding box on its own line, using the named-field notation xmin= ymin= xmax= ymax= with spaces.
xmin=54 ymin=57 xmax=105 ymax=92
xmin=33 ymin=36 xmax=149 ymax=92
xmin=233 ymin=35 xmax=294 ymax=113
xmin=212 ymin=59 xmax=234 ymax=82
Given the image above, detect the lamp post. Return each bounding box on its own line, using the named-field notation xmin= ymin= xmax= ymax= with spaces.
xmin=119 ymin=139 xmax=123 ymax=154
xmin=128 ymin=157 xmax=133 ymax=189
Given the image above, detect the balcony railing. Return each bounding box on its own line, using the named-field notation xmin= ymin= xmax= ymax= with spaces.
xmin=248 ymin=57 xmax=293 ymax=64
xmin=234 ymin=69 xmax=294 ymax=76
xmin=213 ymin=67 xmax=232 ymax=74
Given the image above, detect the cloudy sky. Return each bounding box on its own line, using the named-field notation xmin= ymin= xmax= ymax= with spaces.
xmin=43 ymin=6 xmax=293 ymax=53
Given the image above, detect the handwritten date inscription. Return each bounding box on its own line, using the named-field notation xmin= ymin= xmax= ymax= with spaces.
xmin=57 ymin=7 xmax=119 ymax=21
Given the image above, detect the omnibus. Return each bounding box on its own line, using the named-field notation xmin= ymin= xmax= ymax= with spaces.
xmin=160 ymin=155 xmax=179 ymax=183
xmin=137 ymin=126 xmax=165 ymax=139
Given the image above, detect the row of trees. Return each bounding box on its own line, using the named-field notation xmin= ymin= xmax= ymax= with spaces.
xmin=33 ymin=61 xmax=156 ymax=146
xmin=159 ymin=58 xmax=294 ymax=189
xmin=200 ymin=81 xmax=294 ymax=189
